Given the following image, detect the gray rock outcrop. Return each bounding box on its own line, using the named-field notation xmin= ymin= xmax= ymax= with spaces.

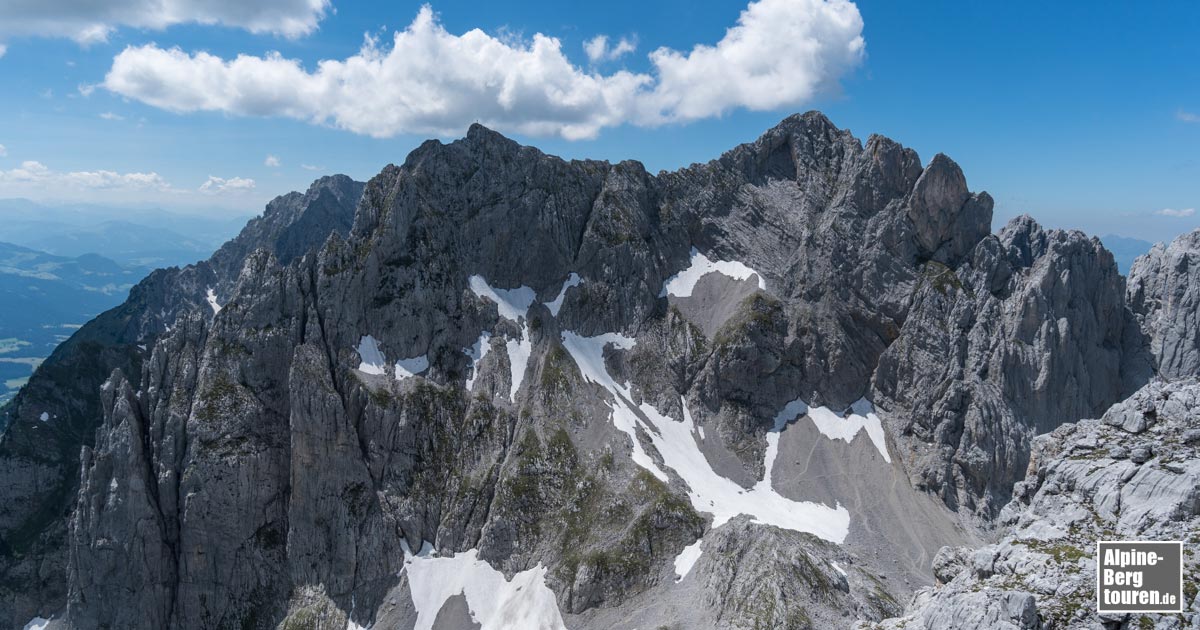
xmin=871 ymin=378 xmax=1200 ymax=630
xmin=1128 ymin=228 xmax=1200 ymax=379
xmin=873 ymin=216 xmax=1152 ymax=518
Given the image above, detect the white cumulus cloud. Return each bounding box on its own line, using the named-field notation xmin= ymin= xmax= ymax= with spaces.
xmin=199 ymin=175 xmax=256 ymax=194
xmin=1156 ymin=208 xmax=1196 ymax=218
xmin=0 ymin=0 xmax=329 ymax=45
xmin=264 ymin=154 xmax=281 ymax=167
xmin=102 ymin=0 xmax=865 ymax=140
xmin=584 ymin=34 xmax=637 ymax=62
xmin=0 ymin=160 xmax=171 ymax=191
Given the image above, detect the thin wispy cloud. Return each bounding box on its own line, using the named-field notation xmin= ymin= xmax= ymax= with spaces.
xmin=0 ymin=0 xmax=329 ymax=46
xmin=102 ymin=0 xmax=866 ymax=141
xmin=1178 ymin=110 xmax=1200 ymax=123
xmin=99 ymin=112 xmax=124 ymax=121
xmin=199 ymin=175 xmax=256 ymax=194
xmin=0 ymin=160 xmax=170 ymax=191
xmin=300 ymin=164 xmax=324 ymax=171
xmin=0 ymin=144 xmax=7 ymax=157
xmin=584 ymin=34 xmax=637 ymax=63
xmin=1155 ymin=207 xmax=1195 ymax=218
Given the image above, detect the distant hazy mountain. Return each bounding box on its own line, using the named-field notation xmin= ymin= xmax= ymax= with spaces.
xmin=0 ymin=241 xmax=150 ymax=405
xmin=0 ymin=199 xmax=252 ymax=268
xmin=1099 ymin=234 xmax=1153 ymax=274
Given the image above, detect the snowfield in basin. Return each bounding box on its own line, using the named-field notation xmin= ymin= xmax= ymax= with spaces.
xmin=356 ymin=335 xmax=388 ymax=375
xmin=394 ymin=355 xmax=430 ymax=380
xmin=561 ymin=330 xmax=851 ymax=544
xmin=660 ymin=247 xmax=766 ymax=298
xmin=356 ymin=335 xmax=429 ymax=380
xmin=402 ymin=541 xmax=567 ymax=630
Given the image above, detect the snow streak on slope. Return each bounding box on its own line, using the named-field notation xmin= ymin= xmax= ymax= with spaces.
xmin=506 ymin=328 xmax=531 ymax=401
xmin=402 ymin=541 xmax=567 ymax=630
xmin=544 ymin=272 xmax=581 ymax=316
xmin=561 ymin=331 xmax=668 ymax=481
xmin=356 ymin=335 xmax=388 ymax=375
xmin=469 ymin=275 xmax=536 ymax=322
xmin=463 ymin=331 xmax=492 ymax=391
xmin=673 ymin=539 xmax=703 ymax=581
xmin=560 ymin=330 xmax=850 ymax=543
xmin=206 ymin=287 xmax=222 ymax=314
xmin=659 ymin=247 xmax=766 ymax=298
xmin=776 ymin=397 xmax=891 ymax=463
xmin=23 ymin=618 xmax=50 ymax=630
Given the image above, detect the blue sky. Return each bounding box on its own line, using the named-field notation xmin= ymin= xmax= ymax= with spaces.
xmin=0 ymin=0 xmax=1197 ymax=242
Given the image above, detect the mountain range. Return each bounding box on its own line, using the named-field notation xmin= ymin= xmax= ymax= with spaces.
xmin=0 ymin=113 xmax=1195 ymax=630
xmin=0 ymin=242 xmax=151 ymax=408
xmin=0 ymin=199 xmax=251 ymax=268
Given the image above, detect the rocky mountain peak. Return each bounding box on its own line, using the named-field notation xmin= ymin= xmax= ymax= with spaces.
xmin=907 ymin=153 xmax=992 ymax=265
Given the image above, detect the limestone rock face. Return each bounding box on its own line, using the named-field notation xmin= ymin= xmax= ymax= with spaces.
xmin=0 ymin=176 xmax=363 ymax=628
xmin=872 ymin=216 xmax=1152 ymax=518
xmin=872 ymin=378 xmax=1200 ymax=630
xmin=1128 ymin=228 xmax=1200 ymax=379
xmin=906 ymin=153 xmax=992 ymax=265
xmin=0 ymin=113 xmax=1181 ymax=629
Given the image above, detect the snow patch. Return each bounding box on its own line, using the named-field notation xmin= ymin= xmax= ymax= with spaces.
xmin=395 ymin=355 xmax=430 ymax=381
xmin=205 ymin=287 xmax=222 ymax=314
xmin=659 ymin=247 xmax=766 ymax=298
xmin=469 ymin=275 xmax=536 ymax=322
xmin=23 ymin=618 xmax=50 ymax=630
xmin=463 ymin=331 xmax=493 ymax=391
xmin=505 ymin=326 xmax=532 ymax=401
xmin=402 ymin=541 xmax=567 ymax=630
xmin=356 ymin=335 xmax=388 ymax=376
xmin=831 ymin=561 xmax=847 ymax=578
xmin=775 ymin=398 xmax=891 ymax=463
xmin=560 ymin=331 xmax=850 ymax=543
xmin=39 ymin=412 xmax=49 ymax=422
xmin=674 ymin=539 xmax=703 ymax=581
xmin=544 ymin=272 xmax=581 ymax=316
